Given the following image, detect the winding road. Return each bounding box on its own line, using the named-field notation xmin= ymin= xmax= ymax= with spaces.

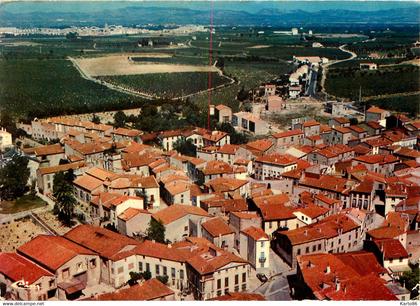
xmin=320 ymin=44 xmax=357 ymax=95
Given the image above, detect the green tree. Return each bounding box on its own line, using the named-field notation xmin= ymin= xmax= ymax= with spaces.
xmin=173 ymin=138 xmax=197 ymax=157
xmin=156 ymin=275 xmax=169 ymax=285
xmin=113 ymin=110 xmax=127 ymax=128
xmin=53 ymin=171 xmax=77 ymax=226
xmin=91 ymin=114 xmax=101 ymax=124
xmin=0 ymin=155 xmax=30 ymax=200
xmin=146 ymin=218 xmax=165 ymax=243
xmin=142 ymin=270 xmax=152 ymax=280
xmin=399 ymin=264 xmax=419 ymax=299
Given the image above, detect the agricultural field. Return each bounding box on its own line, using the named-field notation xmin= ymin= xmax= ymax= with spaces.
xmin=98 ymin=72 xmax=231 ymax=99
xmin=366 ymin=94 xmax=420 ymax=117
xmin=0 ymin=58 xmax=145 ymax=119
xmin=325 ymin=63 xmax=420 ymax=115
xmin=325 ymin=65 xmax=420 ymax=100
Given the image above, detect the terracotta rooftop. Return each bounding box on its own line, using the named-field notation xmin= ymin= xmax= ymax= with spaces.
xmin=279 ymin=214 xmax=359 ymax=245
xmin=211 ymin=292 xmax=265 ymax=301
xmin=374 ymin=239 xmax=409 ymax=260
xmin=118 ymin=207 xmax=150 ymax=222
xmin=296 ymin=204 xmax=330 ymax=219
xmin=18 ymin=235 xmax=96 ymax=271
xmin=93 ymin=278 xmax=174 ymax=300
xmin=205 ymin=177 xmax=248 ymax=193
xmin=38 ymin=161 xmax=85 ymax=176
xmin=152 ymin=204 xmax=209 ymax=225
xmin=0 ymin=253 xmax=53 ymax=284
xmin=241 ymin=226 xmax=269 ymax=240
xmin=272 ymin=129 xmax=304 ymax=139
xmin=354 ymin=154 xmax=399 ymax=165
xmin=245 ymin=139 xmax=274 ymax=153
xmin=64 ymin=225 xmax=140 ymax=261
xmin=112 ymin=127 xmax=142 ymax=137
xmin=202 ymin=160 xmax=234 ymax=175
xmin=297 ymin=252 xmax=396 ymax=301
xmin=202 ymin=217 xmax=234 ymax=237
xmin=34 ymin=143 xmax=64 ymax=156
xmin=367 ymin=106 xmax=388 ymax=114
xmin=73 ymin=174 xmax=103 ymax=192
xmin=255 ymin=153 xmax=297 ymax=166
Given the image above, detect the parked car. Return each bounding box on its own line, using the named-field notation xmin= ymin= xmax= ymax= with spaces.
xmin=256 ymin=273 xmax=268 ymax=282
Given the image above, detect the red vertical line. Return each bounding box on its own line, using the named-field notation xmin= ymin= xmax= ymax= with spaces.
xmin=207 ymin=0 xmax=214 ymax=131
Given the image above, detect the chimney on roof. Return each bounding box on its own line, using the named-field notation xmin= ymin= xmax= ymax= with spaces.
xmin=307 ymin=260 xmax=313 ymax=268
xmin=304 ymin=230 xmax=308 ymax=236
xmin=325 ymin=264 xmax=331 ymax=274
xmin=335 ymin=277 xmax=340 ymax=292
xmin=168 ymin=244 xmax=172 ymax=248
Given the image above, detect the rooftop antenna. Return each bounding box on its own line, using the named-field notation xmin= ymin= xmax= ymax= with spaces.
xmin=207 ymin=0 xmax=214 ymax=130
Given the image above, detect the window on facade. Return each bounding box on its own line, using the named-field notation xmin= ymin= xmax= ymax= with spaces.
xmin=163 ymin=266 xmax=167 ymax=276
xmin=180 ymin=270 xmax=184 ymax=279
xmin=225 ymin=277 xmax=229 ymax=287
xmin=235 ymin=275 xmax=239 ymax=285
xmin=318 ymin=244 xmax=321 ymax=251
xmin=171 ymin=268 xmax=176 ymax=278
xmin=146 ymin=263 xmax=150 ymax=272
xmin=139 ymin=262 xmax=143 ymax=271
xmin=338 ymin=239 xmax=341 ymax=244
xmin=217 ymin=279 xmax=221 ymax=289
xmin=217 ymin=290 xmax=222 ymax=297
xmin=49 ymin=280 xmax=54 ymax=288
xmin=297 ymin=248 xmax=301 ymax=255
xmin=242 ymin=284 xmax=246 ymax=291
xmin=118 ymin=267 xmax=124 ymax=274
xmin=155 ymin=265 xmax=160 ymax=275
xmin=90 ymin=259 xmax=96 ymax=268
xmin=306 ymin=247 xmax=309 ymax=253
xmin=312 ymin=245 xmax=316 ymax=252
xmin=235 ymin=285 xmax=239 ymax=292
xmin=62 ymin=268 xmax=70 ymax=279
xmin=242 ymin=272 xmax=246 ymax=283
xmin=128 ymin=263 xmax=134 ymax=270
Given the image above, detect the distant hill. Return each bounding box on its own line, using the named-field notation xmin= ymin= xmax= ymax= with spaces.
xmin=0 ymin=2 xmax=419 ymax=28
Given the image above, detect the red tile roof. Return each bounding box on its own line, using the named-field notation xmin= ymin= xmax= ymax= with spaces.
xmin=255 ymin=153 xmax=297 ymax=166
xmin=280 ymin=214 xmax=359 ymax=245
xmin=211 ymin=292 xmax=265 ymax=301
xmin=374 ymin=239 xmax=409 ymax=260
xmin=241 ymin=226 xmax=269 ymax=240
xmin=34 ymin=143 xmax=64 ymax=156
xmin=272 ymin=129 xmax=303 ymax=139
xmin=353 ymin=154 xmax=399 ymax=165
xmin=18 ymin=235 xmax=96 ymax=271
xmin=64 ymin=225 xmax=140 ymax=261
xmin=152 ymin=204 xmax=209 ymax=225
xmin=297 ymin=252 xmax=396 ymax=301
xmin=202 ymin=217 xmax=234 ymax=237
xmin=0 ymin=253 xmax=53 ymax=284
xmin=93 ymin=278 xmax=174 ymax=300
xmin=118 ymin=207 xmax=150 ymax=221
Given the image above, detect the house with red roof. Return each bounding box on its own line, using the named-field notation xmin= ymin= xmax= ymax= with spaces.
xmin=271 ymin=129 xmax=304 ymax=151
xmin=151 ymin=204 xmax=210 ymax=243
xmin=370 ymin=239 xmax=410 ymax=276
xmin=17 ymin=235 xmax=100 ymax=300
xmin=366 ymin=106 xmax=390 ymax=125
xmin=213 ymin=104 xmax=232 ymax=124
xmin=273 ymin=214 xmax=361 ymax=267
xmin=182 ymin=238 xmax=250 ymax=300
xmin=254 ymin=153 xmax=298 ymax=180
xmin=239 ymin=226 xmax=270 ymax=270
xmin=117 ymin=207 xmax=151 ymax=237
xmin=295 ymin=252 xmax=397 ymax=300
xmin=200 ymin=217 xmax=235 ymax=251
xmin=0 ymin=253 xmax=55 ymax=301
xmin=352 ymin=154 xmax=399 ymax=177
xmin=91 ymin=278 xmax=174 ymax=301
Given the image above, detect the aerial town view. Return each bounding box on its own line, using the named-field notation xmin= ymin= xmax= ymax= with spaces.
xmin=0 ymin=0 xmax=419 ymax=303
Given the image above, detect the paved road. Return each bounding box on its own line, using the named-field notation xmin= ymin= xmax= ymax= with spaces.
xmin=305 ymin=68 xmax=318 ymax=97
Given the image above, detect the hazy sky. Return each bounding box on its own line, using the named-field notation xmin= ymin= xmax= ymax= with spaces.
xmin=2 ymin=1 xmax=420 ymax=14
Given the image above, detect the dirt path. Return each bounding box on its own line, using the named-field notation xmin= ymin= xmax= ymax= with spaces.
xmin=362 ymin=91 xmax=420 ymax=101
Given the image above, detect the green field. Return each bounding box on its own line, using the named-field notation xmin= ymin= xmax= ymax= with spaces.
xmin=325 ymin=65 xmax=420 ymax=100
xmin=0 ymin=59 xmax=145 ymax=119
xmin=367 ymin=94 xmax=420 ymax=117
xmin=98 ymin=72 xmax=231 ymax=99
xmin=0 ymin=195 xmax=47 ymax=214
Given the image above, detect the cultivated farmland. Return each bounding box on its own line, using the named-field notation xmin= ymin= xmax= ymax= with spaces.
xmin=98 ymin=72 xmax=231 ymax=99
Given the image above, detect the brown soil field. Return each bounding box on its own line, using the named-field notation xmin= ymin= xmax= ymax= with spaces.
xmin=72 ymin=54 xmax=219 ymax=77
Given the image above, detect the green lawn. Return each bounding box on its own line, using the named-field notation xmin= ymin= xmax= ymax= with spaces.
xmin=0 ymin=195 xmax=47 ymax=214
